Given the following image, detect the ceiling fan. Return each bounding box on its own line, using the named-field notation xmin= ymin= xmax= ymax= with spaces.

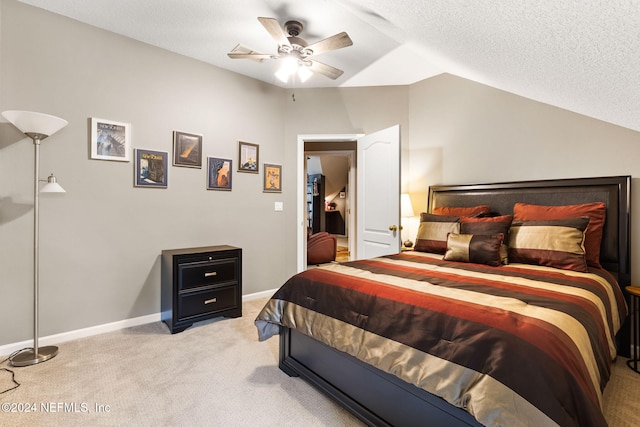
xmin=227 ymin=17 xmax=353 ymax=83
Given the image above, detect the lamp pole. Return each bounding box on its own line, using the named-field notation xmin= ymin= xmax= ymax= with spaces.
xmin=33 ymin=134 xmax=42 ymax=362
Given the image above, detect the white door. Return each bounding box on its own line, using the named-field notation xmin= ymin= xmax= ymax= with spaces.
xmin=356 ymin=125 xmax=401 ymax=259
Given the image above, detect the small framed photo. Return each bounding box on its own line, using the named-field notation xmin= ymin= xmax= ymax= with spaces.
xmin=134 ymin=149 xmax=168 ymax=188
xmin=207 ymin=157 xmax=232 ymax=191
xmin=172 ymin=131 xmax=202 ymax=168
xmin=238 ymin=141 xmax=259 ymax=173
xmin=90 ymin=117 xmax=131 ymax=161
xmin=263 ymin=163 xmax=282 ymax=193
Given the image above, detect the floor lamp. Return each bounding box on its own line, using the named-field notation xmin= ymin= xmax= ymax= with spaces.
xmin=2 ymin=110 xmax=68 ymax=367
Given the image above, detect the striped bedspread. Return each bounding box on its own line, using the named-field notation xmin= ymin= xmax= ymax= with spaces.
xmin=255 ymin=251 xmax=627 ymax=427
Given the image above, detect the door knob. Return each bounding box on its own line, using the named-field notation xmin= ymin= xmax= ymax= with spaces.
xmin=389 ymin=225 xmax=398 ymax=231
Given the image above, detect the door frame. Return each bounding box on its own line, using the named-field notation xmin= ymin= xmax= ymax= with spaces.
xmin=297 ymin=134 xmax=362 ymax=272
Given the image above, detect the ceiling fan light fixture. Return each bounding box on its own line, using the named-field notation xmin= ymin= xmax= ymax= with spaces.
xmin=276 ymin=55 xmax=300 ymax=83
xmin=275 ymin=68 xmax=292 ymax=83
xmin=275 ymin=68 xmax=290 ymax=83
xmin=298 ymin=65 xmax=313 ymax=82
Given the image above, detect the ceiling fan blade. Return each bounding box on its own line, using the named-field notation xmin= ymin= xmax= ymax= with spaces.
xmin=305 ymin=32 xmax=353 ymax=56
xmin=308 ymin=60 xmax=344 ymax=80
xmin=227 ymin=44 xmax=274 ymax=62
xmin=258 ymin=17 xmax=291 ymax=47
xmin=227 ymin=53 xmax=273 ymax=61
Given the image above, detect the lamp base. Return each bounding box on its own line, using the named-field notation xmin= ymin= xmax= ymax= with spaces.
xmin=10 ymin=346 xmax=58 ymax=367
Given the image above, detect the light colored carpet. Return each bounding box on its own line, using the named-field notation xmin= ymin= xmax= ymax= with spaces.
xmin=603 ymin=357 xmax=640 ymax=426
xmin=1 ymin=298 xmax=638 ymax=426
xmin=0 ymin=299 xmax=362 ymax=427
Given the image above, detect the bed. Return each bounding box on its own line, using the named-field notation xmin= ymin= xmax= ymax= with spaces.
xmin=255 ymin=176 xmax=631 ymax=427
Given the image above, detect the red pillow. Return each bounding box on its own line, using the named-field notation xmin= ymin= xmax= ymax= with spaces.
xmin=432 ymin=205 xmax=491 ymax=217
xmin=513 ymin=202 xmax=606 ymax=268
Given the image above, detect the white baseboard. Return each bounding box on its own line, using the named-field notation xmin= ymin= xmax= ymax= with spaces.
xmin=242 ymin=288 xmax=278 ymax=301
xmin=0 ymin=313 xmax=160 ymax=358
xmin=0 ymin=289 xmax=278 ymax=357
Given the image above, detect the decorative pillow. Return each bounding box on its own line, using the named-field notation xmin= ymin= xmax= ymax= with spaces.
xmin=513 ymin=202 xmax=606 ymax=268
xmin=460 ymin=215 xmax=513 ymax=235
xmin=460 ymin=215 xmax=513 ymax=264
xmin=508 ymin=217 xmax=590 ymax=272
xmin=432 ymin=205 xmax=491 ymax=217
xmin=414 ymin=213 xmax=460 ymax=254
xmin=444 ymin=233 xmax=504 ymax=267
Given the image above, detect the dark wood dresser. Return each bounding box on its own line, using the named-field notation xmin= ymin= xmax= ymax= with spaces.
xmin=161 ymin=245 xmax=242 ymax=333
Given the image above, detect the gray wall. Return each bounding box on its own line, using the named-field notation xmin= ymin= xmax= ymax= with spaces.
xmin=0 ymin=0 xmax=288 ymax=344
xmin=405 ymin=74 xmax=640 ymax=273
xmin=2 ymin=0 xmax=640 ymax=347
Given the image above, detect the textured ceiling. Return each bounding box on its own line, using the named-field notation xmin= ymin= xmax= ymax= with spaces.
xmin=17 ymin=0 xmax=640 ymax=132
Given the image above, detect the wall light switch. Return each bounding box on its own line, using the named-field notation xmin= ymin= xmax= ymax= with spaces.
xmin=274 ymin=201 xmax=284 ymax=211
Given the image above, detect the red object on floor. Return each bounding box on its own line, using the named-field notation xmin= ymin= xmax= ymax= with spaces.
xmin=307 ymin=232 xmax=337 ymax=265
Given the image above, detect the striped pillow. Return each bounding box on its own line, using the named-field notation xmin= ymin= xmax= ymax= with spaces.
xmin=461 ymin=215 xmax=513 ymax=264
xmin=513 ymin=202 xmax=606 ymax=268
xmin=508 ymin=217 xmax=590 ymax=272
xmin=444 ymin=233 xmax=504 ymax=267
xmin=414 ymin=213 xmax=460 ymax=254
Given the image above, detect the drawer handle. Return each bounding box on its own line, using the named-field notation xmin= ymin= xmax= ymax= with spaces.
xmin=204 ymin=298 xmax=217 ymax=304
xmin=204 ymin=272 xmax=217 ymax=277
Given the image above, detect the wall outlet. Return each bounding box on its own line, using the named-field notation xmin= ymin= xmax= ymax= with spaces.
xmin=274 ymin=201 xmax=284 ymax=211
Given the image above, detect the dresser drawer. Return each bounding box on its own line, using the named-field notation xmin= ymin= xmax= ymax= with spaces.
xmin=178 ymin=258 xmax=238 ymax=291
xmin=177 ymin=286 xmax=238 ymax=321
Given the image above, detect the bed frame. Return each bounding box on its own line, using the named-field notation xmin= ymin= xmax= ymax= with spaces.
xmin=278 ymin=176 xmax=631 ymax=427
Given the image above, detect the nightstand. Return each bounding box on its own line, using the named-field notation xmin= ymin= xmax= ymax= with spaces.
xmin=161 ymin=245 xmax=242 ymax=333
xmin=626 ymin=286 xmax=640 ymax=373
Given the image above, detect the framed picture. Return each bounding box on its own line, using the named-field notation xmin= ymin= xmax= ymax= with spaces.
xmin=90 ymin=117 xmax=131 ymax=161
xmin=172 ymin=131 xmax=202 ymax=168
xmin=238 ymin=141 xmax=259 ymax=173
xmin=134 ymin=149 xmax=168 ymax=188
xmin=207 ymin=157 xmax=232 ymax=191
xmin=263 ymin=163 xmax=282 ymax=193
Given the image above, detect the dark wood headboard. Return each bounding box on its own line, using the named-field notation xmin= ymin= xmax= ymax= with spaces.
xmin=427 ymin=176 xmax=631 ymax=286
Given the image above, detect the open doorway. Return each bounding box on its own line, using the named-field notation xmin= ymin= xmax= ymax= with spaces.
xmin=297 ymin=134 xmax=360 ymax=272
xmin=305 ymin=149 xmax=355 ymax=263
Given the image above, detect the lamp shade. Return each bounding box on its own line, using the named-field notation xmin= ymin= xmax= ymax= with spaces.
xmin=2 ymin=110 xmax=68 ymax=137
xmin=401 ymin=193 xmax=415 ymax=218
xmin=40 ymin=174 xmax=66 ymax=193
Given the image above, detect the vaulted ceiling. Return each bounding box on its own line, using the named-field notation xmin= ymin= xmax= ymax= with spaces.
xmin=18 ymin=0 xmax=640 ymax=131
